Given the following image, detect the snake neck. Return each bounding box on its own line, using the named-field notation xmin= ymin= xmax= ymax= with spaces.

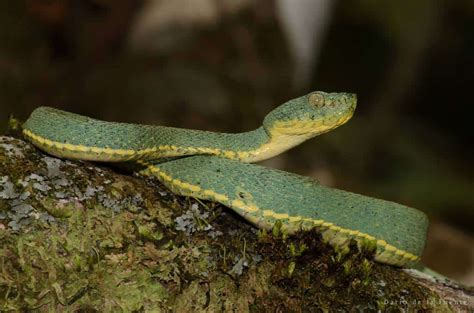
xmin=22 ymin=106 xmax=317 ymax=163
xmin=166 ymin=126 xmax=316 ymax=162
xmin=236 ymin=127 xmax=315 ymax=162
xmin=23 ymin=121 xmax=309 ymax=163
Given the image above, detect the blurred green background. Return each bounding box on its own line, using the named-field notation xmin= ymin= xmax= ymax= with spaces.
xmin=0 ymin=0 xmax=472 ymax=284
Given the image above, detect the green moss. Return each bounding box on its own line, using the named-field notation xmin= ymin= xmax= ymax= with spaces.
xmin=0 ymin=136 xmax=446 ymax=311
xmin=40 ymin=198 xmax=75 ymax=218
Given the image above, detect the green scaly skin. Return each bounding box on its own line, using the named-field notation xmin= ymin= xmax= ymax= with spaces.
xmin=22 ymin=91 xmax=429 ymax=267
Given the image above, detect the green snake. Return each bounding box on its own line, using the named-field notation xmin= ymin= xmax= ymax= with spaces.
xmin=22 ymin=91 xmax=428 ymax=267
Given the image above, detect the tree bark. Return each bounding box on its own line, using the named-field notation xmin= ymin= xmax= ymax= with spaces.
xmin=0 ymin=135 xmax=472 ymax=312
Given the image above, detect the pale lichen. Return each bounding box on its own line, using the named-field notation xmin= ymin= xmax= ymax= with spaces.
xmin=0 ymin=137 xmax=24 ymax=158
xmin=0 ymin=136 xmax=449 ymax=311
xmin=0 ymin=176 xmax=19 ymax=199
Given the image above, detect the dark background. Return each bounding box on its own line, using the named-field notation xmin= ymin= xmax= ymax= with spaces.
xmin=1 ymin=0 xmax=472 ymax=284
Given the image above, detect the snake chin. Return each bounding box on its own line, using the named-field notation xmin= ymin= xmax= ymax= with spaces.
xmin=262 ymin=91 xmax=357 ymax=137
xmin=22 ymin=91 xmax=429 ymax=267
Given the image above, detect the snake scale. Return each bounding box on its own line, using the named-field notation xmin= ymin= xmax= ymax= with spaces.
xmin=23 ymin=91 xmax=428 ymax=267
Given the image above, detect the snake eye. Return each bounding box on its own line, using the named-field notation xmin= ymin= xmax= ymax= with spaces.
xmin=309 ymin=93 xmax=325 ymax=108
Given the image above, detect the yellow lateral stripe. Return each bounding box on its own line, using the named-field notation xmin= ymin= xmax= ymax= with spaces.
xmin=246 ymin=205 xmax=259 ymax=213
xmin=23 ymin=129 xmax=418 ymax=263
xmin=272 ymin=213 xmax=289 ymax=219
xmin=230 ymin=199 xmax=246 ymax=208
xmin=23 ymin=129 xmax=256 ymax=160
xmin=313 ymin=220 xmax=324 ymax=226
xmin=214 ymin=194 xmax=229 ymax=202
xmin=230 ymin=200 xmax=259 ymax=213
xmin=150 ymin=164 xmax=421 ymax=262
xmin=288 ymin=216 xmax=302 ymax=222
xmin=148 ymin=159 xmax=403 ymax=260
xmin=237 ymin=151 xmax=250 ymax=159
xmin=262 ymin=210 xmax=274 ymax=217
xmin=223 ymin=151 xmax=236 ymax=158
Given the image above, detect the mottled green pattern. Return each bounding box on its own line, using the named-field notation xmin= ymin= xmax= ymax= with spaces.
xmin=263 ymin=92 xmax=356 ymax=127
xmin=152 ymin=156 xmax=428 ymax=260
xmin=23 ymin=92 xmax=356 ymax=161
xmin=23 ymin=106 xmax=268 ymax=153
xmin=22 ymin=91 xmax=428 ymax=266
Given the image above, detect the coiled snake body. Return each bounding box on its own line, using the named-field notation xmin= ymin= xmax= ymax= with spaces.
xmin=23 ymin=91 xmax=428 ymax=267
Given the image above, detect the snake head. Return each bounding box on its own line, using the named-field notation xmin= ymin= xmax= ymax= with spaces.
xmin=263 ymin=91 xmax=357 ymax=137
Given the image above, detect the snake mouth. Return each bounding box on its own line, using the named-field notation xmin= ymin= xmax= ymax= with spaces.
xmin=269 ymin=111 xmax=354 ymax=137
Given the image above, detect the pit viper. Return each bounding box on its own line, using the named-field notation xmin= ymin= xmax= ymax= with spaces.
xmin=23 ymin=91 xmax=429 ymax=267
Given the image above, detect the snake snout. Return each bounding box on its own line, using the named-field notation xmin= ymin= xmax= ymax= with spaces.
xmin=345 ymin=93 xmax=357 ymax=110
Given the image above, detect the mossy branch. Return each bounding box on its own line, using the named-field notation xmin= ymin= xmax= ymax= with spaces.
xmin=0 ymin=136 xmax=472 ymax=312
